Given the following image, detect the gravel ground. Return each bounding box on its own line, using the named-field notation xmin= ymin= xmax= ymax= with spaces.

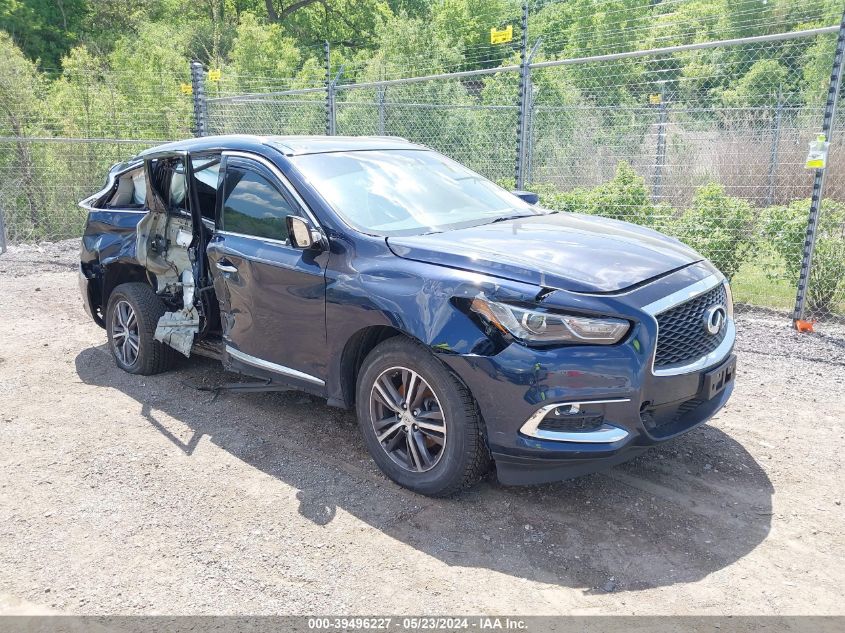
xmin=0 ymin=240 xmax=843 ymax=615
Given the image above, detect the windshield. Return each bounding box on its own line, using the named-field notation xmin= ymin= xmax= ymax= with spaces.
xmin=291 ymin=149 xmax=544 ymax=236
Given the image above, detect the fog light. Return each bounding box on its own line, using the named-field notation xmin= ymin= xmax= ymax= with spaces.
xmin=520 ymin=398 xmax=631 ymax=443
xmin=538 ymin=408 xmax=605 ymax=433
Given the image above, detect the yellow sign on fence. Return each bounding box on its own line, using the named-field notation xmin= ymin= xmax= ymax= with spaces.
xmin=179 ymin=83 xmax=193 ymax=95
xmin=649 ymin=93 xmax=662 ymax=105
xmin=208 ymin=69 xmax=222 ymax=82
xmin=490 ymin=25 xmax=513 ymax=45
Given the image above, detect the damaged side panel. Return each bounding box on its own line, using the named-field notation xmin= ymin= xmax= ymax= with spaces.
xmin=136 ymin=155 xmax=202 ymax=357
xmin=322 ymin=236 xmax=542 ymax=405
xmin=79 ymin=157 xmax=205 ymax=356
xmin=80 ymin=210 xmax=148 ymax=326
xmin=135 ymin=210 xmax=200 ymax=357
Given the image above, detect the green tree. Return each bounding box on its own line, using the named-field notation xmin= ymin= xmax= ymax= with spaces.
xmin=229 ymin=11 xmax=301 ymax=78
xmin=431 ymin=0 xmax=520 ymax=69
xmin=341 ymin=14 xmax=478 ymax=166
xmin=0 ymin=0 xmax=87 ymax=68
xmin=720 ymin=59 xmax=789 ymax=108
xmin=0 ymin=32 xmax=47 ymax=238
xmin=259 ymin=0 xmax=392 ymax=50
xmin=107 ymin=21 xmax=195 ymax=139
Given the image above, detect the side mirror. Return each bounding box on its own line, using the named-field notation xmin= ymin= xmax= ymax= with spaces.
xmin=511 ymin=190 xmax=539 ymax=205
xmin=287 ymin=215 xmax=323 ymax=250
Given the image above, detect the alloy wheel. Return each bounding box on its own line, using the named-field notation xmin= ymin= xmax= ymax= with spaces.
xmin=369 ymin=366 xmax=447 ymax=473
xmin=111 ymin=299 xmax=140 ymax=367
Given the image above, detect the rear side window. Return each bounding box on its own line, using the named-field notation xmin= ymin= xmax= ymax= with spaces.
xmin=221 ymin=165 xmax=295 ymax=242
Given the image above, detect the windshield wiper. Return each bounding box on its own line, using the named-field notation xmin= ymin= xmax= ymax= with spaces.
xmin=488 ymin=213 xmax=537 ymax=224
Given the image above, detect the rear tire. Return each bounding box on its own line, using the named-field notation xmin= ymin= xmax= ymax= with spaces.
xmin=355 ymin=337 xmax=489 ymax=496
xmin=106 ymin=282 xmax=175 ymax=375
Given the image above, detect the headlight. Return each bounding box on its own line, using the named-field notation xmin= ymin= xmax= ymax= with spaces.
xmin=469 ymin=296 xmax=630 ymax=345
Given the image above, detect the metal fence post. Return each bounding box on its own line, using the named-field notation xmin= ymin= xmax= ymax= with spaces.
xmin=652 ymin=85 xmax=668 ymax=202
xmin=377 ymin=87 xmax=386 ymax=135
xmin=515 ymin=3 xmax=530 ymax=189
xmin=190 ymin=61 xmax=208 ymax=137
xmin=792 ymin=9 xmax=845 ymax=325
xmin=0 ymin=206 xmax=7 ymax=255
xmin=325 ymin=41 xmax=337 ymax=136
xmin=525 ymin=84 xmax=539 ymax=185
xmin=766 ymin=89 xmax=784 ymax=207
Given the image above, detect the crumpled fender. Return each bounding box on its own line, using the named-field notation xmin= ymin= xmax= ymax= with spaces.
xmin=322 ymin=233 xmax=542 ymax=405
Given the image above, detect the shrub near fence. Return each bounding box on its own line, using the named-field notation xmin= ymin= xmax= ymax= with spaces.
xmin=763 ymin=199 xmax=845 ymax=315
xmin=524 ymin=162 xmax=844 ymax=316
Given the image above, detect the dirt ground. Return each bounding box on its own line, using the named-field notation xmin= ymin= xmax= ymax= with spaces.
xmin=0 ymin=240 xmax=843 ymax=616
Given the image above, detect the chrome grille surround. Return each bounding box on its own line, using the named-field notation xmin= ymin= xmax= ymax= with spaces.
xmin=654 ymin=283 xmax=729 ymax=367
xmin=643 ymin=274 xmax=736 ymax=376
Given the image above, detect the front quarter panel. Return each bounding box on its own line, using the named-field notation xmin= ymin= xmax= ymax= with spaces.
xmin=323 ymin=233 xmax=541 ymax=402
xmin=325 ymin=237 xmax=727 ymax=463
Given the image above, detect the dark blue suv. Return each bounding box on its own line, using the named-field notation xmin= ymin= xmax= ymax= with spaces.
xmin=78 ymin=135 xmax=736 ymax=496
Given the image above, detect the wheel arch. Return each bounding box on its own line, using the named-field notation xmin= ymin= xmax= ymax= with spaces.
xmin=334 ymin=323 xmax=483 ymax=414
xmin=102 ymin=261 xmax=153 ymax=311
xmin=336 ymin=325 xmax=406 ymax=409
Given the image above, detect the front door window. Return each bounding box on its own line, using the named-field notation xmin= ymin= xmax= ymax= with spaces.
xmin=221 ymin=165 xmax=297 ymax=242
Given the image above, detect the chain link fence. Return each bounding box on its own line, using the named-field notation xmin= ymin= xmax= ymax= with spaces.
xmin=202 ymin=24 xmax=845 ymax=323
xmin=0 ymin=138 xmax=159 ymax=244
xmin=0 ymin=64 xmax=192 ymax=246
xmin=1 ymin=9 xmax=843 ymax=325
xmin=524 ymin=35 xmax=845 ymax=322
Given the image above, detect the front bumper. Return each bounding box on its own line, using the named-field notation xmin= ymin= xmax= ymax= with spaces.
xmin=439 ymin=269 xmax=736 ymax=485
xmin=491 ymin=381 xmax=733 ymax=485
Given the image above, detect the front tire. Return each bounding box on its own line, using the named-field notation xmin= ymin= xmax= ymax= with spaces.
xmin=355 ymin=337 xmax=489 ymax=496
xmin=106 ymin=282 xmax=175 ymax=375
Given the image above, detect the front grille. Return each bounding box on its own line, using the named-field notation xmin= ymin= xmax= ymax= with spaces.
xmin=654 ymin=284 xmax=728 ymax=368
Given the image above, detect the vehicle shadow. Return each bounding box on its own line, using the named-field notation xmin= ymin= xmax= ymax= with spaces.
xmin=75 ymin=346 xmax=773 ymax=593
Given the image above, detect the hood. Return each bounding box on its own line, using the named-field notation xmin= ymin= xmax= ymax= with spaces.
xmin=386 ymin=212 xmax=702 ymax=293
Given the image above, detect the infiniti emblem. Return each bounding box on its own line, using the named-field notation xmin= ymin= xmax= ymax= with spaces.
xmin=703 ymin=304 xmax=727 ymax=336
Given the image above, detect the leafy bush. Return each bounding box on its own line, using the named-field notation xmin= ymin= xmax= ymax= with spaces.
xmin=532 ymin=182 xmax=593 ymax=214
xmin=585 ymin=162 xmax=655 ymax=225
xmin=762 ymin=199 xmax=845 ymax=315
xmin=533 ymin=162 xmax=666 ymax=230
xmin=670 ymin=183 xmax=755 ymax=279
xmin=720 ymin=59 xmax=788 ymax=109
xmin=495 ymin=179 xmax=592 ymax=215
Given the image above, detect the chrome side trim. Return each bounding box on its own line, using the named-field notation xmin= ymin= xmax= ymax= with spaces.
xmin=652 ymin=319 xmax=736 ymax=376
xmin=225 ymin=346 xmax=325 ymax=386
xmin=641 ymin=273 xmax=724 ymax=316
xmin=216 ymin=229 xmax=291 ymax=248
xmin=520 ymin=399 xmax=631 ymax=444
xmin=81 ymin=207 xmax=148 ymax=215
